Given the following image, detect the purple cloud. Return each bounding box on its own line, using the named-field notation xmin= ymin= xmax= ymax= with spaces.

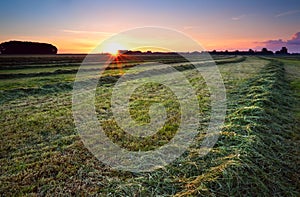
xmin=255 ymin=32 xmax=300 ymax=53
xmin=287 ymin=32 xmax=300 ymax=45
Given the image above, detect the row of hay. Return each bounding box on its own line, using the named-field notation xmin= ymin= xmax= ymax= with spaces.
xmin=101 ymin=60 xmax=299 ymax=196
xmin=175 ymin=60 xmax=299 ymax=196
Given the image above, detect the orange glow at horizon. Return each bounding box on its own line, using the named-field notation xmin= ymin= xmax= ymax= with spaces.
xmin=25 ymin=33 xmax=275 ymax=54
xmin=60 ymin=38 xmax=263 ymax=53
xmin=12 ymin=29 xmax=271 ymax=54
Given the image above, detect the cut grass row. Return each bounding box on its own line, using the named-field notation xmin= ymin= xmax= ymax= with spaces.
xmin=0 ymin=56 xmax=246 ymax=104
xmin=92 ymin=59 xmax=299 ymax=196
xmin=0 ymin=55 xmax=244 ymax=76
xmin=175 ymin=60 xmax=299 ymax=196
xmin=0 ymin=56 xmax=260 ymax=195
xmin=0 ymin=54 xmax=236 ymax=70
xmin=0 ymin=56 xmax=298 ymax=195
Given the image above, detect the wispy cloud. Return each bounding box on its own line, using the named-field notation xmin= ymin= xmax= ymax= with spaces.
xmin=231 ymin=14 xmax=246 ymax=21
xmin=62 ymin=29 xmax=113 ymax=35
xmin=183 ymin=26 xmax=201 ymax=30
xmin=275 ymin=10 xmax=300 ymax=17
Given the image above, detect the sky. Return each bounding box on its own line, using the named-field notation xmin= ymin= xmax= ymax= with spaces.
xmin=0 ymin=0 xmax=299 ymax=53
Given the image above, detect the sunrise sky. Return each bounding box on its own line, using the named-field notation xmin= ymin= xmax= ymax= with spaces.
xmin=1 ymin=0 xmax=299 ymax=53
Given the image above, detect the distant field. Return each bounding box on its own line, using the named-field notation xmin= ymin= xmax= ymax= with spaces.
xmin=0 ymin=54 xmax=299 ymax=196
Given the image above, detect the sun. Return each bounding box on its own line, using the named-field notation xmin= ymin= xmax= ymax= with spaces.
xmin=104 ymin=42 xmax=125 ymax=56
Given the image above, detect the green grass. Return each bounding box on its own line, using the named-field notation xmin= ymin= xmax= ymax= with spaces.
xmin=0 ymin=55 xmax=299 ymax=196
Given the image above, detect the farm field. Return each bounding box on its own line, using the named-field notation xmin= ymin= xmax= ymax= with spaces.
xmin=0 ymin=54 xmax=299 ymax=196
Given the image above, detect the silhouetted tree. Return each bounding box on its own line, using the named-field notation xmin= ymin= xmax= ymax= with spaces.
xmin=280 ymin=47 xmax=288 ymax=54
xmin=275 ymin=47 xmax=289 ymax=55
xmin=260 ymin=48 xmax=273 ymax=55
xmin=0 ymin=41 xmax=57 ymax=54
xmin=262 ymin=48 xmax=268 ymax=53
xmin=248 ymin=49 xmax=254 ymax=54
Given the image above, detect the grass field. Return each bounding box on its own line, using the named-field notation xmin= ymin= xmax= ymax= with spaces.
xmin=0 ymin=54 xmax=299 ymax=196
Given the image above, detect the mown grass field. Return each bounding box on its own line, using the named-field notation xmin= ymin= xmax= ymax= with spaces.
xmin=0 ymin=54 xmax=299 ymax=196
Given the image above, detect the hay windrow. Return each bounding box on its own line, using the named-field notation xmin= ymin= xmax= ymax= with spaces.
xmin=174 ymin=60 xmax=300 ymax=196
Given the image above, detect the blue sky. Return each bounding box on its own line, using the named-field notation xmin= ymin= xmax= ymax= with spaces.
xmin=0 ymin=0 xmax=299 ymax=53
